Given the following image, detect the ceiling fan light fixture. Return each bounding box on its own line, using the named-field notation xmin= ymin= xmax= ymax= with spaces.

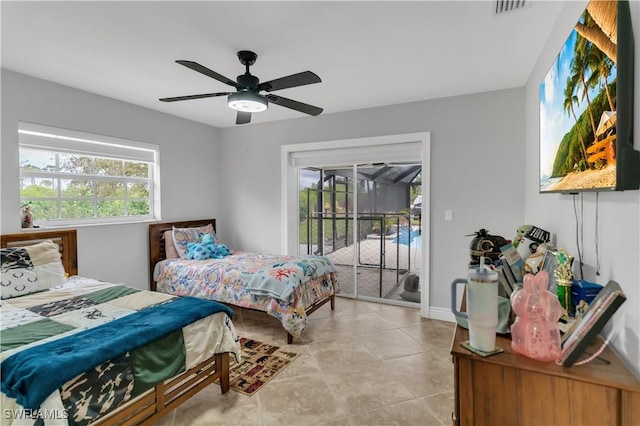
xmin=227 ymin=91 xmax=268 ymax=112
xmin=162 ymin=52 xmax=322 ymax=123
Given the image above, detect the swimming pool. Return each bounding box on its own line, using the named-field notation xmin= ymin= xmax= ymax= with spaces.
xmin=393 ymin=227 xmax=421 ymax=248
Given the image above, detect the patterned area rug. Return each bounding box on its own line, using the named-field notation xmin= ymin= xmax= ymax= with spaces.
xmin=228 ymin=337 xmax=301 ymax=395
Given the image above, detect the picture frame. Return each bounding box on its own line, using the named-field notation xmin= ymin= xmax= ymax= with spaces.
xmin=540 ymin=248 xmax=558 ymax=294
xmin=559 ymin=280 xmax=626 ymax=367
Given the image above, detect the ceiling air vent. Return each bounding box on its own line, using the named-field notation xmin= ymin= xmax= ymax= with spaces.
xmin=495 ymin=0 xmax=527 ymax=14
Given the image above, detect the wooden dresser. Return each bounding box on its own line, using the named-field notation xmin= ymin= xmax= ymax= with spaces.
xmin=451 ymin=325 xmax=640 ymax=426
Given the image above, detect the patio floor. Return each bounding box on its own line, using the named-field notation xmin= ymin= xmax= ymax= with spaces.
xmin=324 ymin=239 xmax=422 ymax=305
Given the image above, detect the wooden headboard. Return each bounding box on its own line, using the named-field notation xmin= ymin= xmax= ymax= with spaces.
xmin=1 ymin=229 xmax=78 ymax=276
xmin=148 ymin=219 xmax=216 ymax=291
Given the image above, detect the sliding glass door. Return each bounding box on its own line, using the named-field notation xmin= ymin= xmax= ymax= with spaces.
xmin=298 ymin=163 xmax=422 ymax=305
xmin=299 ymin=167 xmax=355 ymax=297
xmin=282 ymin=132 xmax=430 ymax=314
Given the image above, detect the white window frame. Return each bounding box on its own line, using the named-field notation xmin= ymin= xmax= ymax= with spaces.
xmin=18 ymin=122 xmax=160 ymax=227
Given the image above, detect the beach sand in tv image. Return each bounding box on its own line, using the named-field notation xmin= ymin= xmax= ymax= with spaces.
xmin=539 ymin=0 xmax=618 ymax=193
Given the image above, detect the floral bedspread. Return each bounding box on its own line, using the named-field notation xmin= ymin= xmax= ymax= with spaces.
xmin=154 ymin=252 xmax=339 ymax=338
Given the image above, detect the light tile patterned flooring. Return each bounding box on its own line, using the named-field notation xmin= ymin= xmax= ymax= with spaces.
xmin=155 ymin=297 xmax=455 ymax=426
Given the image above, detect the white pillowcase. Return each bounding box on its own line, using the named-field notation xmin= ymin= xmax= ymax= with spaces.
xmin=1 ymin=240 xmax=66 ymax=299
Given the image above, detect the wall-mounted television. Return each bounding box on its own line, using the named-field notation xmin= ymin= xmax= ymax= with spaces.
xmin=539 ymin=0 xmax=639 ymax=194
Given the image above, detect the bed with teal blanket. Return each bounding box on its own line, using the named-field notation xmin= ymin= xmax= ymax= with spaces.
xmin=1 ymin=230 xmax=241 ymax=426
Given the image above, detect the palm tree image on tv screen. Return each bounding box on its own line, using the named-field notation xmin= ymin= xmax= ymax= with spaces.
xmin=539 ymin=0 xmax=631 ymax=193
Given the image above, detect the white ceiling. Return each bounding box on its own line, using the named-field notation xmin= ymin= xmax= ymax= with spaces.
xmin=1 ymin=1 xmax=566 ymax=128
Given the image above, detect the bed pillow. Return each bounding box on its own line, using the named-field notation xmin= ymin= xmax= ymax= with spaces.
xmin=171 ymin=224 xmax=217 ymax=259
xmin=164 ymin=230 xmax=180 ymax=259
xmin=1 ymin=240 xmax=66 ymax=299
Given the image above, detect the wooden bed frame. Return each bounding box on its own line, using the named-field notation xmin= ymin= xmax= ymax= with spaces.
xmin=148 ymin=219 xmax=336 ymax=343
xmin=1 ymin=229 xmax=230 ymax=426
xmin=148 ymin=219 xmax=218 ymax=292
xmin=1 ymin=229 xmax=78 ymax=276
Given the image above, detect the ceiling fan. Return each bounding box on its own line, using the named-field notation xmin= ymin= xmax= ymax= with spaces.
xmin=159 ymin=50 xmax=323 ymax=125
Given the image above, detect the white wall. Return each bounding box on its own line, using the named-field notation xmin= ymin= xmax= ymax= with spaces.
xmin=3 ymin=70 xmax=526 ymax=310
xmin=524 ymin=1 xmax=640 ymax=378
xmin=217 ymin=88 xmax=526 ymax=311
xmin=1 ymin=70 xmax=221 ymax=289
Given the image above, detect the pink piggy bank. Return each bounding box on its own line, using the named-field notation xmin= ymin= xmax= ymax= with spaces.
xmin=510 ymin=271 xmax=563 ymax=362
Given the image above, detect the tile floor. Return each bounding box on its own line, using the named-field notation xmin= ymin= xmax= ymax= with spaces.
xmin=154 ymin=297 xmax=456 ymax=426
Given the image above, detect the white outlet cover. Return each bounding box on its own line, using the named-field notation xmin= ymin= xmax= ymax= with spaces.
xmin=445 ymin=210 xmax=453 ymax=221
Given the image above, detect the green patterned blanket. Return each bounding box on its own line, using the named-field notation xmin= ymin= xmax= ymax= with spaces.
xmin=1 ymin=276 xmax=241 ymax=426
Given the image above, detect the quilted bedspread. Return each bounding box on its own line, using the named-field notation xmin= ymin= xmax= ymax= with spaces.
xmin=154 ymin=252 xmax=340 ymax=338
xmin=1 ymin=276 xmax=241 ymax=426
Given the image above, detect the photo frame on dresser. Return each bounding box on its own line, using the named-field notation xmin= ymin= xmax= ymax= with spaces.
xmin=559 ymin=280 xmax=626 ymax=367
xmin=541 ymin=248 xmax=558 ymax=294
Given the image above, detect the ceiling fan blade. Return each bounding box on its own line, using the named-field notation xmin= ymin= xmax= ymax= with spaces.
xmin=176 ymin=60 xmax=238 ymax=88
xmin=258 ymin=71 xmax=321 ymax=92
xmin=266 ymin=94 xmax=323 ymax=116
xmin=159 ymin=92 xmax=230 ymax=102
xmin=236 ymin=111 xmax=252 ymax=125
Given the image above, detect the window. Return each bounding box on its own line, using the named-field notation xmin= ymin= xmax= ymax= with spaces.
xmin=19 ymin=122 xmax=160 ymax=226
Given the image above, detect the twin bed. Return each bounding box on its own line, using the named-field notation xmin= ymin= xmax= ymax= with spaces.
xmin=148 ymin=219 xmax=340 ymax=344
xmin=1 ymin=229 xmax=240 ymax=426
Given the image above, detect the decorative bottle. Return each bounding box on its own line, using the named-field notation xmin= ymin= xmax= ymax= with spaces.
xmin=21 ymin=204 xmax=34 ymax=228
xmin=510 ymin=270 xmax=562 ymax=362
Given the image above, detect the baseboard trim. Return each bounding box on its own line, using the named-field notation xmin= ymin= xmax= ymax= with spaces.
xmin=429 ymin=306 xmax=455 ymax=322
